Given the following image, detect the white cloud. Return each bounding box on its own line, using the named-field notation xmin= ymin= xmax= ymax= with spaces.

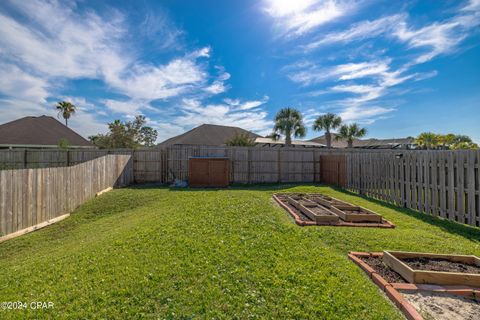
xmin=302 ymin=1 xmax=479 ymax=64
xmin=462 ymin=0 xmax=480 ymax=12
xmin=287 ymin=60 xmax=398 ymax=86
xmin=339 ymin=105 xmax=394 ymax=124
xmin=190 ymin=46 xmax=211 ymax=58
xmin=106 ymin=58 xmax=207 ymax=101
xmin=0 ymin=0 xmax=241 ymax=139
xmin=263 ymin=0 xmax=354 ymax=37
xmin=304 ymin=14 xmax=405 ymax=50
xmin=103 ymin=99 xmax=144 ymax=115
xmin=0 ymin=63 xmax=49 ymax=103
xmin=393 ymin=2 xmax=480 ymax=64
xmin=0 ymin=1 xmax=126 ymax=79
xmin=226 ymin=96 xmax=269 ymax=110
xmin=173 ymin=97 xmax=271 ymax=135
xmin=69 ymin=112 xmax=109 ymax=137
xmin=286 ymin=59 xmax=415 ymax=123
xmin=395 ymin=21 xmax=466 ymax=64
xmin=204 ymin=81 xmax=228 ymax=94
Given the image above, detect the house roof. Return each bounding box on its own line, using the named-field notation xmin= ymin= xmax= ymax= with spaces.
xmin=157 ymin=124 xmax=261 ymax=147
xmin=310 ymin=134 xmax=414 ymax=149
xmin=0 ymin=116 xmax=92 ymax=148
xmin=255 ymin=137 xmax=326 ymax=148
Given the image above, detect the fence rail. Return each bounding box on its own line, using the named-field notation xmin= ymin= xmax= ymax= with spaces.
xmin=0 ymin=154 xmax=133 ymax=238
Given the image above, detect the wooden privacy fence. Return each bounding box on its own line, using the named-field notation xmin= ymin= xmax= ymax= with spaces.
xmin=0 ymin=146 xmax=346 ymax=184
xmin=348 ymin=150 xmax=480 ymax=227
xmin=0 ymin=149 xmax=130 ymax=169
xmin=0 ymin=154 xmax=133 ymax=238
xmin=2 ymin=146 xmax=480 ymax=228
xmin=164 ymin=145 xmax=336 ymax=183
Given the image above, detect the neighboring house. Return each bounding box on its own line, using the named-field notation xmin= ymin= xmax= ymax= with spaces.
xmin=255 ymin=137 xmax=325 ymax=148
xmin=0 ymin=116 xmax=93 ymax=149
xmin=310 ymin=133 xmax=415 ymax=149
xmin=157 ymin=124 xmax=261 ymax=148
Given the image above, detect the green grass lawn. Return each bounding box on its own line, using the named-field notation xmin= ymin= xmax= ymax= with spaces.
xmin=1 ymin=184 xmax=479 ymax=319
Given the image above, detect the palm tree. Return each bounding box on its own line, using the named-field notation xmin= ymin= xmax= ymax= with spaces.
xmin=271 ymin=107 xmax=306 ymax=146
xmin=55 ymin=101 xmax=76 ymax=127
xmin=312 ymin=113 xmax=342 ymax=148
xmin=337 ymin=123 xmax=367 ymax=148
xmin=415 ymin=132 xmax=439 ymax=150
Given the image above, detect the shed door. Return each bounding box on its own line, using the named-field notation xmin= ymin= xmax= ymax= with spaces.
xmin=209 ymin=159 xmax=229 ymax=187
xmin=189 ymin=159 xmax=209 ymax=186
xmin=189 ymin=158 xmax=230 ymax=187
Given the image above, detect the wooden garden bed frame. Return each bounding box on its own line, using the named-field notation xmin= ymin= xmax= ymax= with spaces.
xmin=308 ymin=194 xmax=382 ymax=223
xmin=272 ymin=194 xmax=395 ymax=228
xmin=383 ymin=251 xmax=480 ymax=287
xmin=286 ymin=196 xmax=339 ymax=223
xmin=349 ymin=251 xmax=480 ymax=320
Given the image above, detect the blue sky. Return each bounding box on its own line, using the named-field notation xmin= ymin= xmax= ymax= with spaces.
xmin=0 ymin=0 xmax=479 ymax=143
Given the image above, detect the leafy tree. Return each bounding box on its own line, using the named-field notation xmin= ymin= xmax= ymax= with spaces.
xmin=312 ymin=113 xmax=342 ymax=148
xmin=447 ymin=135 xmax=477 ymax=149
xmin=415 ymin=132 xmax=440 ymax=149
xmin=89 ymin=115 xmax=158 ymax=149
xmin=415 ymin=133 xmax=478 ymax=150
xmin=336 ymin=123 xmax=367 ymax=148
xmin=55 ymin=101 xmax=76 ymax=127
xmin=57 ymin=138 xmax=70 ymax=149
xmin=139 ymin=126 xmax=158 ymax=147
xmin=265 ymin=132 xmax=280 ymax=141
xmin=452 ymin=141 xmax=479 ymax=149
xmin=437 ymin=133 xmax=456 ymax=149
xmin=271 ymin=107 xmax=306 ymax=146
xmin=225 ymin=133 xmax=256 ymax=146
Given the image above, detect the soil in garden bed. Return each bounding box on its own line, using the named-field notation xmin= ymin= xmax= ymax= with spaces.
xmin=282 ymin=201 xmax=312 ymax=222
xmin=402 ymin=258 xmax=480 ymax=274
xmin=360 ymin=256 xmax=407 ymax=283
xmin=307 ymin=206 xmax=337 ymax=216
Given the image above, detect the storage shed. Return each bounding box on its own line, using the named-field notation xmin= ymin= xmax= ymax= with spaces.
xmin=189 ymin=157 xmax=230 ymax=187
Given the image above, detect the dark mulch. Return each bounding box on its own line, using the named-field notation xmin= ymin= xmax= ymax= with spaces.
xmin=402 ymin=258 xmax=480 ymax=274
xmin=360 ymin=256 xmax=407 ymax=283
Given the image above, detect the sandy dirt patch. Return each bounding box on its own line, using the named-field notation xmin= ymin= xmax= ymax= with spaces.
xmin=401 ymin=290 xmax=480 ymax=320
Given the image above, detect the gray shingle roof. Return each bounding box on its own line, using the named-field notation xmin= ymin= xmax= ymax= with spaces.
xmin=0 ymin=116 xmax=92 ymax=147
xmin=310 ymin=134 xmax=414 ymax=149
xmin=157 ymin=124 xmax=261 ymax=147
xmin=255 ymin=137 xmax=325 ymax=148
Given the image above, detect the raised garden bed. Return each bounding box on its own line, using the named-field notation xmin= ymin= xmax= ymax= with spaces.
xmin=349 ymin=252 xmax=480 ymax=320
xmin=273 ymin=193 xmax=394 ymax=228
xmin=286 ymin=196 xmax=339 ymax=223
xmin=309 ymin=194 xmax=382 ymax=223
xmin=383 ymin=251 xmax=480 ymax=287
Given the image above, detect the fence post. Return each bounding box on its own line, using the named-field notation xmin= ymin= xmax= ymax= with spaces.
xmin=277 ymin=149 xmax=281 ymax=183
xmin=247 ymin=148 xmax=252 ymax=184
xmin=23 ymin=149 xmax=27 ymax=168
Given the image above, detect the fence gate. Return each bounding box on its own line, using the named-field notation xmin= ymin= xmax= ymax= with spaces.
xmin=320 ymin=155 xmax=347 ymax=187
